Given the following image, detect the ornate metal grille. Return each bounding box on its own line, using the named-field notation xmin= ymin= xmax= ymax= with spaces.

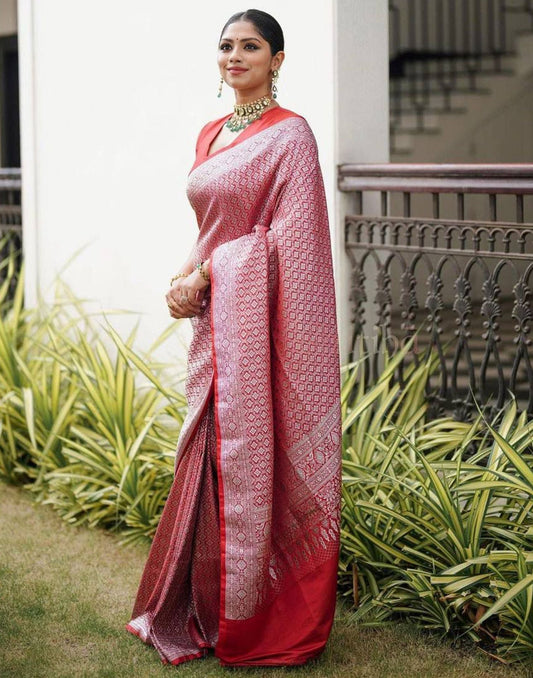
xmin=340 ymin=163 xmax=533 ymax=419
xmin=0 ymin=169 xmax=22 ymax=303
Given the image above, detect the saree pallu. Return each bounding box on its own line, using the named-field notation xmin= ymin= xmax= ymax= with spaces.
xmin=126 ymin=110 xmax=342 ymax=667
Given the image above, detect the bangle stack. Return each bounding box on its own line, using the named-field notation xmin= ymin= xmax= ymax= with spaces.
xmin=169 ymin=261 xmax=210 ymax=287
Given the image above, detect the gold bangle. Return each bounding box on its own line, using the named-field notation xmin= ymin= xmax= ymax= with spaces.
xmin=170 ymin=272 xmax=188 ymax=286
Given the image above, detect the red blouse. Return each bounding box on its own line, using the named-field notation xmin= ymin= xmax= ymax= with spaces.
xmin=189 ymin=105 xmax=303 ymax=174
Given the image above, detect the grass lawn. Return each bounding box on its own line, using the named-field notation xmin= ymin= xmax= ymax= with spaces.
xmin=1 ymin=480 xmax=531 ymax=678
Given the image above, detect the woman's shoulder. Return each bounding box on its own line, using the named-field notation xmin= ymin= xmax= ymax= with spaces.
xmin=271 ymin=108 xmax=317 ymax=145
xmin=268 ymin=104 xmax=304 ymax=118
xmin=267 ymin=105 xmax=308 ymax=128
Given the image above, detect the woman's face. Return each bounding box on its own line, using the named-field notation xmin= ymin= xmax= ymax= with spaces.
xmin=217 ymin=20 xmax=284 ymax=101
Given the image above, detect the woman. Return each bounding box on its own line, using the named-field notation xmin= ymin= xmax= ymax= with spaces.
xmin=125 ymin=8 xmax=342 ymax=667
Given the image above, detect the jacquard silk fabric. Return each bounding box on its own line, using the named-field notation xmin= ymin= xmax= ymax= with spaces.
xmin=126 ymin=106 xmax=342 ymax=667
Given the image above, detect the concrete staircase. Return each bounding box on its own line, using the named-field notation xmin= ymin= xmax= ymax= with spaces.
xmin=390 ymin=32 xmax=533 ymax=162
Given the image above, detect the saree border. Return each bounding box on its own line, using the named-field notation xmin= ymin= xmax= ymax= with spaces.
xmin=209 ymin=261 xmax=229 ymax=654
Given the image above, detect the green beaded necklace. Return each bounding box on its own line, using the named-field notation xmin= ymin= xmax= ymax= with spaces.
xmin=225 ymin=95 xmax=273 ymax=132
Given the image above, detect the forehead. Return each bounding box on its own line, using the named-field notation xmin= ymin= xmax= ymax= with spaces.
xmin=220 ymin=20 xmax=263 ymax=41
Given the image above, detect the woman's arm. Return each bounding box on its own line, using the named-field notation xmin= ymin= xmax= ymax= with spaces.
xmin=177 ymin=254 xmax=211 ymax=282
xmin=166 ymin=250 xmax=211 ymax=320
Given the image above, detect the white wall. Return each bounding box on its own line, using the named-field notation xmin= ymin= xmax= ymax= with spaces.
xmin=0 ymin=0 xmax=17 ymax=35
xmin=17 ymin=0 xmax=337 ymax=361
xmin=18 ymin=0 xmax=389 ymax=366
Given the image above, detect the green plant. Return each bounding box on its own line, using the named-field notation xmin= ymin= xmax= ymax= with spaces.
xmin=339 ymin=345 xmax=533 ymax=665
xmin=0 ymin=257 xmax=188 ymax=543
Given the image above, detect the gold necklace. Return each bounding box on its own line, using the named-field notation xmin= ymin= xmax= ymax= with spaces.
xmin=225 ymin=95 xmax=273 ymax=132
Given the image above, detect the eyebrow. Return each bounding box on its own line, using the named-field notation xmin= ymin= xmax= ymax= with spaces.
xmin=219 ymin=37 xmax=261 ymax=43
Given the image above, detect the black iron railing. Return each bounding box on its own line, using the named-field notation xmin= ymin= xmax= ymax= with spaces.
xmin=0 ymin=168 xmax=22 ymax=302
xmin=340 ymin=163 xmax=533 ymax=419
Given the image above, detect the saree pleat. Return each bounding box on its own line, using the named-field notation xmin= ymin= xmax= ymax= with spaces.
xmin=126 ymin=106 xmax=342 ymax=667
xmin=125 ymin=391 xmax=220 ymax=665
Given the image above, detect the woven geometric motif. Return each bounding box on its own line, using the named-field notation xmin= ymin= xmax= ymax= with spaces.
xmin=198 ymin=117 xmax=342 ymax=619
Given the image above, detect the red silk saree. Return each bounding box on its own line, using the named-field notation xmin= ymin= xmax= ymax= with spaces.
xmin=125 ymin=105 xmax=342 ymax=667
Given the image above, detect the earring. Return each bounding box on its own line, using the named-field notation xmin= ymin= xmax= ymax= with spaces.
xmin=217 ymin=76 xmax=224 ymax=98
xmin=271 ymin=69 xmax=279 ymax=99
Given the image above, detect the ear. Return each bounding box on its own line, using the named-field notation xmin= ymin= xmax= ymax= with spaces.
xmin=272 ymin=51 xmax=285 ymax=71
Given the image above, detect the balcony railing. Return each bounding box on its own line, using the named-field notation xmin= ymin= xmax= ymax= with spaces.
xmin=0 ymin=168 xmax=22 ymax=302
xmin=339 ymin=163 xmax=533 ymax=419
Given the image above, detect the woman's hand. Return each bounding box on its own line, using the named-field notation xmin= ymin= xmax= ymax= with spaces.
xmin=166 ymin=267 xmax=210 ymax=319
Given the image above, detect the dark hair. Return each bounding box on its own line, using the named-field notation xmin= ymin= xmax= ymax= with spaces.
xmin=218 ymin=9 xmax=284 ymax=56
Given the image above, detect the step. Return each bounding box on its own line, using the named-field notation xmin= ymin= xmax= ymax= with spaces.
xmin=390 ymin=90 xmax=490 ymax=115
xmin=514 ymin=28 xmax=533 ymax=37
xmin=400 ymin=62 xmax=515 ymax=79
xmin=505 ymin=1 xmax=533 ymax=17
xmin=506 ymin=0 xmax=532 ymax=11
xmin=391 ymin=106 xmax=466 ymax=116
xmin=390 ymin=109 xmax=466 ymax=132
xmin=392 ymin=71 xmax=514 ymax=91
xmin=394 ymin=126 xmax=441 ymax=136
xmin=390 ymin=111 xmax=440 ymax=131
xmin=390 ymin=132 xmax=414 ymax=154
xmin=392 ymin=50 xmax=515 ymax=70
xmin=390 ymin=147 xmax=412 ymax=157
xmin=391 ymin=84 xmax=492 ymax=98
